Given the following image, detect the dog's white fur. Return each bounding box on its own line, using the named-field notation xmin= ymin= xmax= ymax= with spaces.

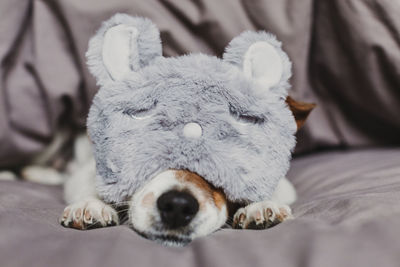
xmin=20 ymin=134 xmax=296 ymax=246
xmin=0 ymin=171 xmax=17 ymax=181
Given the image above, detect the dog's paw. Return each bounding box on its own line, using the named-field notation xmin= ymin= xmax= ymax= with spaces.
xmin=60 ymin=199 xmax=119 ymax=230
xmin=232 ymin=201 xmax=292 ymax=229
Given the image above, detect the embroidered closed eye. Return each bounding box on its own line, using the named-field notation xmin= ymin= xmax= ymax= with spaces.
xmin=122 ymin=101 xmax=157 ymax=119
xmin=229 ymin=104 xmax=265 ymax=124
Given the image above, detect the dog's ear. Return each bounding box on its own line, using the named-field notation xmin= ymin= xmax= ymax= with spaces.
xmin=86 ymin=14 xmax=162 ymax=85
xmin=286 ymin=96 xmax=316 ymax=130
xmin=223 ymin=31 xmax=292 ymax=98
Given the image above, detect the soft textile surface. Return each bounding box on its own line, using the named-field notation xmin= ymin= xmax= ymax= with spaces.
xmin=1 ymin=148 xmax=400 ymax=267
xmin=1 ymin=0 xmax=400 ymax=167
xmin=86 ymin=14 xmax=296 ymax=203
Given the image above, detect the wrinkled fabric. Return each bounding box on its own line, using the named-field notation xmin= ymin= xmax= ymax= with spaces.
xmin=1 ymin=148 xmax=400 ymax=267
xmin=1 ymin=0 xmax=400 ymax=167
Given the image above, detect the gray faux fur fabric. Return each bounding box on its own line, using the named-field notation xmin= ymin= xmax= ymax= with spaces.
xmin=86 ymin=14 xmax=296 ymax=203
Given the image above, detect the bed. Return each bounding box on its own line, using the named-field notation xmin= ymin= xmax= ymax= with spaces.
xmin=1 ymin=1 xmax=400 ymax=266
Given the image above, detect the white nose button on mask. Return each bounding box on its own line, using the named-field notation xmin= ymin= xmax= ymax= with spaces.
xmin=183 ymin=122 xmax=202 ymax=139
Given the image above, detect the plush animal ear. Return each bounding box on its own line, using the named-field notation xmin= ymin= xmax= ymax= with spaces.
xmin=286 ymin=96 xmax=316 ymax=130
xmin=223 ymin=31 xmax=292 ymax=97
xmin=86 ymin=14 xmax=162 ymax=85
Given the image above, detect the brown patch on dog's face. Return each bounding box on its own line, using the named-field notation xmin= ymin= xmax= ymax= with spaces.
xmin=212 ymin=190 xmax=226 ymax=210
xmin=286 ymin=96 xmax=316 ymax=130
xmin=175 ymin=170 xmax=227 ymax=211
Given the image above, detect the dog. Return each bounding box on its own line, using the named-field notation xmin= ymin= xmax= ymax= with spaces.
xmin=20 ymin=15 xmax=315 ymax=247
xmin=53 ymin=95 xmax=312 ymax=247
xmin=14 ymin=95 xmax=313 ymax=247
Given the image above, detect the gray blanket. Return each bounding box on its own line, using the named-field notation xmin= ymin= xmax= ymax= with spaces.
xmin=1 ymin=148 xmax=400 ymax=267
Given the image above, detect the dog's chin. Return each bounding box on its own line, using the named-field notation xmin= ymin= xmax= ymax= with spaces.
xmin=133 ymin=229 xmax=192 ymax=247
xmin=151 ymin=234 xmax=192 ymax=247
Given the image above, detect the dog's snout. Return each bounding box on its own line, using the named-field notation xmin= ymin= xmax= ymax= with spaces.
xmin=157 ymin=190 xmax=199 ymax=229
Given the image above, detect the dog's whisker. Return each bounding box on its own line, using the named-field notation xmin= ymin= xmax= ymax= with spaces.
xmin=118 ymin=208 xmax=130 ymax=211
xmin=222 ymin=223 xmax=231 ymax=228
xmin=225 ymin=217 xmax=234 ymax=226
xmin=116 ymin=209 xmax=130 ymax=214
xmin=111 ymin=201 xmax=130 ymax=206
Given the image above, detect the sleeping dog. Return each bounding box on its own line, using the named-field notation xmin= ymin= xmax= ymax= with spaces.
xmin=58 ymin=15 xmax=315 ymax=246
xmin=22 ymin=15 xmax=315 ymax=247
xmin=59 ymin=96 xmax=313 ymax=247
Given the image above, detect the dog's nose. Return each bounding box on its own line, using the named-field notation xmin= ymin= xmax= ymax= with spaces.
xmin=157 ymin=190 xmax=199 ymax=229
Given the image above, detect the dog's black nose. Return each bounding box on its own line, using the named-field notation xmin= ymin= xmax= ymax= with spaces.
xmin=157 ymin=190 xmax=199 ymax=229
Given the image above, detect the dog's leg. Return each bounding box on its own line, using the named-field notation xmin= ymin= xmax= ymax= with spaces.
xmin=0 ymin=171 xmax=17 ymax=181
xmin=22 ymin=166 xmax=64 ymax=185
xmin=232 ymin=177 xmax=295 ymax=229
xmin=60 ymin=159 xmax=119 ymax=229
xmin=60 ymin=136 xmax=119 ymax=230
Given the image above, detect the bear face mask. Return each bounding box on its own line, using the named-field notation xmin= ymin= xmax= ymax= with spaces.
xmin=86 ymin=14 xmax=297 ymax=204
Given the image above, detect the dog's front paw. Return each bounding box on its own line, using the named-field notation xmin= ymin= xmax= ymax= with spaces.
xmin=60 ymin=199 xmax=119 ymax=230
xmin=232 ymin=201 xmax=292 ymax=229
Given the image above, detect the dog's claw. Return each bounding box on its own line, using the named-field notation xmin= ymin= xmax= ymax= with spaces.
xmin=233 ymin=208 xmax=247 ymax=229
xmin=232 ymin=201 xmax=292 ymax=230
xmin=60 ymin=199 xmax=119 ymax=230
